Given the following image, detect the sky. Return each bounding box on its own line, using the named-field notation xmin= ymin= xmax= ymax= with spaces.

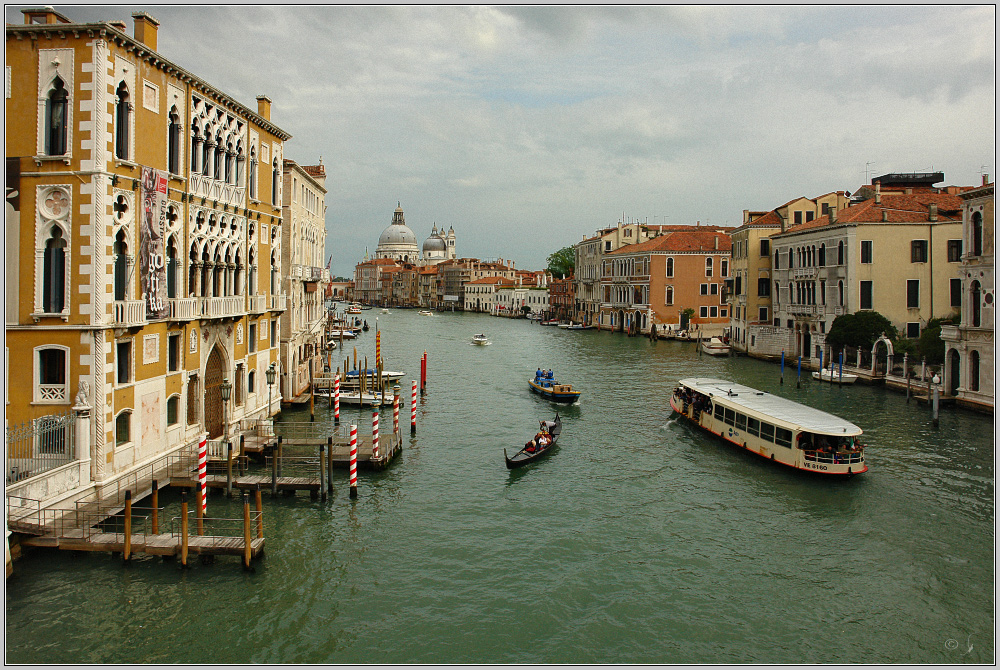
xmin=8 ymin=4 xmax=995 ymax=278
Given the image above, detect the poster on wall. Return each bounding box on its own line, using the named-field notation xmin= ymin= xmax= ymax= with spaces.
xmin=140 ymin=166 xmax=169 ymax=320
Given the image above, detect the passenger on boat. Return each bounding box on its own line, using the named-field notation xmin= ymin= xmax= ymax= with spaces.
xmin=546 ymin=370 xmax=554 ymax=379
xmin=536 ymin=368 xmax=543 ymax=378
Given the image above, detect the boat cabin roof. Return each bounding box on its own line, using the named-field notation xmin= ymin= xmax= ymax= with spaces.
xmin=677 ymin=377 xmax=862 ymax=435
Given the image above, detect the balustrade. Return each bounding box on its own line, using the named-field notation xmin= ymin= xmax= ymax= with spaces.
xmin=112 ymin=299 xmax=147 ymax=327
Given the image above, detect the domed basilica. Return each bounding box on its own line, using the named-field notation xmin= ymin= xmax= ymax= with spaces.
xmin=373 ymin=203 xmax=455 ymax=265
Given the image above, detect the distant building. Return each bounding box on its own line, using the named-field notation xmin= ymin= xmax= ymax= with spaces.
xmin=422 ymin=223 xmax=456 ymax=264
xmin=374 ymin=204 xmax=419 ymax=263
xmin=941 ymin=177 xmax=994 ymax=411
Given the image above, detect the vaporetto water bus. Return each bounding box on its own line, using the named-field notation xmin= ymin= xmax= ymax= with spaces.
xmin=670 ymin=378 xmax=867 ymax=475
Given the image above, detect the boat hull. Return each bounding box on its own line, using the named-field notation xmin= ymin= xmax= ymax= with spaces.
xmin=668 ymin=393 xmax=866 ymax=476
xmin=528 ymin=378 xmax=581 ymax=403
xmin=505 ymin=414 xmax=561 ymax=468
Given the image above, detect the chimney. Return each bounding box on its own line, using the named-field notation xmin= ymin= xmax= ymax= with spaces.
xmin=714 ymin=235 xmax=719 ymax=250
xmin=108 ymin=19 xmax=127 ymax=32
xmin=881 ymin=210 xmax=888 ymax=222
xmin=779 ymin=213 xmax=787 ymax=233
xmin=929 ymin=203 xmax=938 ymax=222
xmin=875 ymin=180 xmax=881 ymax=204
xmin=830 ymin=208 xmax=837 ymax=224
xmin=132 ymin=12 xmax=159 ymax=50
xmin=743 ymin=209 xmax=750 ymax=225
xmin=256 ymin=95 xmax=272 ymax=121
xmin=905 ymin=187 xmax=912 ymax=195
xmin=984 ymin=173 xmax=990 ymax=186
xmin=696 ymin=220 xmax=700 ymax=228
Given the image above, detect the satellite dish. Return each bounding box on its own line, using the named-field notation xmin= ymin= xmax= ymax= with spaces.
xmin=845 ymin=190 xmax=851 ymax=197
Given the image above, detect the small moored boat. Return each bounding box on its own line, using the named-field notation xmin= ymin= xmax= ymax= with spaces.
xmin=471 ymin=333 xmax=490 ymax=345
xmin=504 ymin=414 xmax=561 ymax=469
xmin=540 ymin=319 xmax=560 ymax=326
xmin=347 ymin=303 xmax=363 ymax=314
xmin=313 ymin=389 xmax=383 ymax=407
xmin=700 ymin=337 xmax=731 ymax=356
xmin=345 ymin=368 xmax=405 ymax=383
xmin=670 ymin=378 xmax=866 ymax=475
xmin=561 ymin=322 xmax=594 ymax=330
xmin=529 ymin=370 xmax=581 ymax=403
xmin=812 ymin=367 xmax=858 ymax=385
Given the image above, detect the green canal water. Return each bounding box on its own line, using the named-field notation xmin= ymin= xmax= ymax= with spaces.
xmin=5 ymin=310 xmax=995 ymax=663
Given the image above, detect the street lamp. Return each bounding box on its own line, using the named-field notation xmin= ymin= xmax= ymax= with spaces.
xmin=931 ymin=373 xmax=941 ymax=428
xmin=220 ymin=377 xmax=232 ymax=443
xmin=266 ymin=362 xmax=276 ymax=419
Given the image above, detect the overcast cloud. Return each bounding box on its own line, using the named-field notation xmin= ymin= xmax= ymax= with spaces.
xmin=8 ymin=4 xmax=995 ymax=276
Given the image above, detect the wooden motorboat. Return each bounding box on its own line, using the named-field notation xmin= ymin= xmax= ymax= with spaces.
xmin=812 ymin=367 xmax=858 ymax=384
xmin=560 ymin=322 xmax=594 ymax=330
xmin=327 ymin=329 xmax=358 ymax=339
xmin=504 ymin=414 xmax=561 ymax=469
xmin=313 ymin=389 xmax=383 ymax=407
xmin=471 ymin=333 xmax=490 ymax=345
xmin=528 ymin=371 xmax=581 ymax=403
xmin=700 ymin=337 xmax=731 ymax=356
xmin=540 ymin=319 xmax=560 ymax=326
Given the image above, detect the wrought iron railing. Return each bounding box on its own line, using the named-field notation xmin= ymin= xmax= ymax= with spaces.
xmin=5 ymin=412 xmax=76 ymax=484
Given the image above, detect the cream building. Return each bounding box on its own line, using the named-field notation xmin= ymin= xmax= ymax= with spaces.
xmin=729 ymin=193 xmax=851 ymax=354
xmin=770 ymin=178 xmax=968 ymax=362
xmin=941 ymin=177 xmax=994 ymax=410
xmin=280 ymin=159 xmax=327 ymax=401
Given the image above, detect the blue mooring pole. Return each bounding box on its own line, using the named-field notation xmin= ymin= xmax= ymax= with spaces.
xmin=797 ymin=355 xmax=802 ymax=388
xmin=780 ymin=350 xmax=785 ymax=384
xmin=839 ymin=351 xmax=844 ymax=382
xmin=819 ymin=349 xmax=824 ymax=383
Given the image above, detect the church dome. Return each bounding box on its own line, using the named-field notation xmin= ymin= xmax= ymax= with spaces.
xmin=379 ymin=222 xmax=417 ymax=247
xmin=423 ymin=235 xmax=446 ymax=253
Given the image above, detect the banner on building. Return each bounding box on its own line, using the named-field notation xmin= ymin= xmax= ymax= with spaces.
xmin=139 ymin=166 xmax=169 ymax=320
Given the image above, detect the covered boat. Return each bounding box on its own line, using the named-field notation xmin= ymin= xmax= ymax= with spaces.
xmin=812 ymin=367 xmax=858 ymax=385
xmin=528 ymin=369 xmax=581 ymax=403
xmin=505 ymin=414 xmax=562 ymax=469
xmin=345 ymin=368 xmax=405 ymax=383
xmin=670 ymin=378 xmax=866 ymax=475
xmin=700 ymin=337 xmax=731 ymax=356
xmin=471 ymin=333 xmax=490 ymax=345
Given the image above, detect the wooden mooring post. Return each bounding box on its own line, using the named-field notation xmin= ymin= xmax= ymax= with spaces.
xmin=180 ymin=490 xmax=189 ymax=568
xmin=123 ymin=490 xmax=132 ymax=563
xmin=242 ymin=493 xmax=252 ymax=571
xmin=319 ymin=443 xmax=327 ymax=501
xmin=151 ymin=480 xmax=159 ymax=535
xmin=309 ymin=363 xmax=315 ymax=422
xmin=327 ymin=436 xmax=335 ymax=493
xmin=196 ymin=484 xmax=205 ymax=536
xmin=239 ymin=435 xmax=246 ymax=475
xmin=226 ymin=440 xmax=234 ymax=497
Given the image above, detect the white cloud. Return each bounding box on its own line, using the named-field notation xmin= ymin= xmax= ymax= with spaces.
xmin=6 ymin=4 xmax=993 ymax=274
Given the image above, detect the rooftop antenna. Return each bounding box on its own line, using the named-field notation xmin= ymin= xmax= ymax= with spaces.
xmin=864 ymin=161 xmax=876 ymax=182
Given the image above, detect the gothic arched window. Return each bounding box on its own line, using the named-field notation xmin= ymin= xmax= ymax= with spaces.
xmin=115 ymin=81 xmax=130 ymax=160
xmin=249 ymin=147 xmax=258 ymax=199
xmin=214 ymin=135 xmax=223 ymax=180
xmin=190 ymin=122 xmax=201 ymax=172
xmin=271 ymin=158 xmax=279 ymax=206
xmin=972 ymin=212 xmax=983 ymax=257
xmin=113 ymin=230 xmax=128 ymax=301
xmin=46 ymin=78 xmax=69 ymax=156
xmin=43 ymin=226 xmax=66 ymax=313
xmin=168 ymin=107 xmax=182 ymax=174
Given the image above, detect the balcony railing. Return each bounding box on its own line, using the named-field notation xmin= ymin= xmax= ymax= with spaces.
xmin=247 ymin=295 xmax=267 ymax=314
xmin=792 ymin=268 xmax=817 ymax=279
xmin=168 ymin=297 xmax=197 ymax=320
xmin=112 ymin=299 xmax=147 ymax=327
xmin=207 ymin=296 xmax=244 ymax=318
xmin=788 ymin=304 xmax=817 ymax=316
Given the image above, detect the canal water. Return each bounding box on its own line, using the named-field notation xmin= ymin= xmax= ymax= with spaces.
xmin=5 ymin=310 xmax=995 ymax=663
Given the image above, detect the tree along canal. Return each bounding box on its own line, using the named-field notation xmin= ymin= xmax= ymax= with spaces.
xmin=4 ymin=310 xmax=994 ymax=663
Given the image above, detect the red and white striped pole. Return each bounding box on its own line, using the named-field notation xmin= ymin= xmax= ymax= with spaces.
xmin=372 ymin=410 xmax=380 ymax=461
xmin=333 ymin=373 xmax=340 ymax=425
xmin=420 ymin=351 xmax=427 ymax=396
xmin=197 ymin=433 xmax=208 ymax=514
xmin=393 ymin=386 xmax=400 ymax=438
xmin=410 ymin=380 xmax=417 ymax=434
xmin=349 ymin=422 xmax=358 ymax=499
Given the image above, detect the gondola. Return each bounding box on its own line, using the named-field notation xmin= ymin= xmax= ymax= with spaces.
xmin=362 ymin=320 xmax=370 ymax=332
xmin=504 ymin=414 xmax=561 ymax=469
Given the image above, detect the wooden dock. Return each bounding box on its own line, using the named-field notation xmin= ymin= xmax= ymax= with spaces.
xmin=22 ymin=530 xmax=265 ymax=559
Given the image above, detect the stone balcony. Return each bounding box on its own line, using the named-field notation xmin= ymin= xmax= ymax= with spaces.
xmin=112 ymin=299 xmax=147 ymax=327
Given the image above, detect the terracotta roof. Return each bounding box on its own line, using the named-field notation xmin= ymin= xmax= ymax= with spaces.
xmin=732 ymin=209 xmax=785 ymax=231
xmin=467 ymin=276 xmax=515 ymax=285
xmin=776 ymin=191 xmax=966 ymax=236
xmin=608 ymin=229 xmax=733 ymax=254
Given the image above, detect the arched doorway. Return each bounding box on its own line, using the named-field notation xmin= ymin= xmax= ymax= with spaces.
xmin=803 ymin=331 xmax=812 ymax=359
xmin=617 ymin=309 xmax=625 ymax=333
xmin=948 ymin=349 xmax=961 ymax=396
xmin=204 ymin=345 xmax=225 ymax=438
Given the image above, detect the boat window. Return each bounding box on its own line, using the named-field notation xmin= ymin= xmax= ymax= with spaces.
xmin=759 ymin=422 xmax=775 ymax=442
xmin=724 ymin=408 xmax=735 ymax=426
xmin=735 ymin=413 xmax=747 ymax=431
xmin=774 ymin=427 xmax=793 ymax=448
xmin=747 ymin=417 xmax=760 ymax=436
xmin=714 ymin=404 xmax=724 ymax=421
